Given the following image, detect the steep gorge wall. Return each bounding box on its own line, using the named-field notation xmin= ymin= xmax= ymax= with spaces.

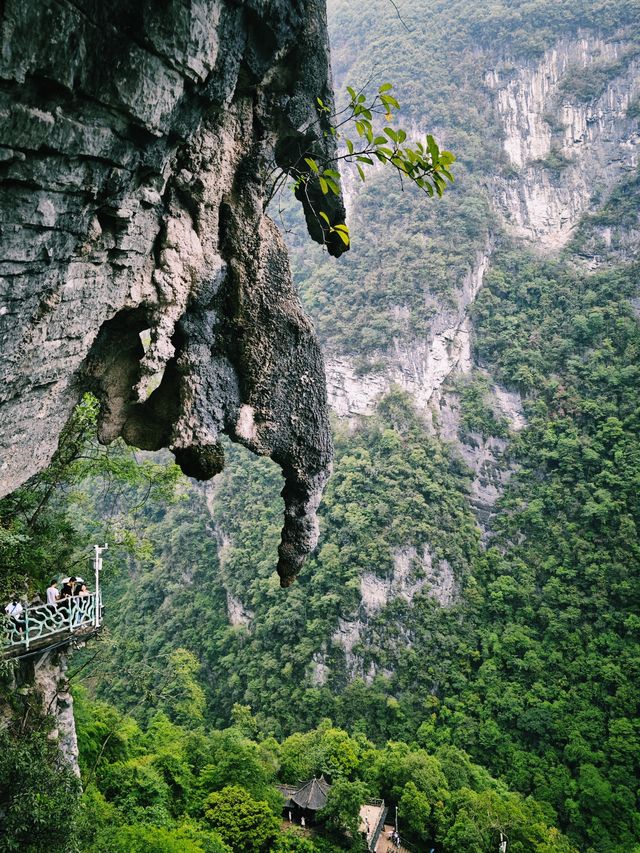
xmin=303 ymin=28 xmax=639 ymax=674
xmin=321 ymin=30 xmax=639 ymax=525
xmin=489 ymin=33 xmax=640 ymax=249
xmin=0 ymin=0 xmax=347 ymax=584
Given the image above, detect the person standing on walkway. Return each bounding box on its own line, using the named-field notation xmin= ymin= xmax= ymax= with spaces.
xmin=5 ymin=598 xmax=24 ymax=634
xmin=46 ymin=580 xmax=59 ymax=610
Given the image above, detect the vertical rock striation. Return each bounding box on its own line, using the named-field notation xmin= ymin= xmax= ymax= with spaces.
xmin=488 ymin=34 xmax=640 ymax=249
xmin=0 ymin=0 xmax=347 ymax=584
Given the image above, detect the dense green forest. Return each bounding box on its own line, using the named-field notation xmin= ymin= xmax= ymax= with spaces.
xmin=1 ymin=0 xmax=639 ymax=851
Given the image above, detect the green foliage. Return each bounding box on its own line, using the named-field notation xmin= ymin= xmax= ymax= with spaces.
xmin=328 ymin=83 xmax=455 ymax=199
xmin=289 ymin=83 xmax=455 ymax=249
xmin=69 ymin=694 xmax=577 ymax=852
xmin=569 ymin=170 xmax=640 ymax=261
xmin=105 ymin=824 xmax=209 ymax=853
xmin=279 ymin=723 xmax=365 ymax=783
xmin=455 ymin=375 xmax=510 ymax=441
xmin=445 ymin=787 xmax=580 ymax=853
xmin=533 ymin=147 xmax=573 ymax=173
xmin=203 ymin=785 xmax=281 ymax=853
xmin=454 ymin=249 xmax=640 ymax=851
xmin=398 ymin=780 xmax=431 ymax=838
xmin=2 ymin=4 xmax=639 ymax=853
xmin=0 ymin=730 xmax=80 ymax=853
xmin=273 ymin=832 xmax=318 ymax=853
xmin=0 ymin=392 xmax=182 ymax=603
xmin=559 ymin=56 xmax=634 ymax=102
xmin=164 ymin=648 xmax=207 ymax=728
xmin=319 ymin=778 xmax=369 ymax=843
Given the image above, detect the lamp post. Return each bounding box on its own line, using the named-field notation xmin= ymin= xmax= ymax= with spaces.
xmin=93 ymin=543 xmax=107 ymax=628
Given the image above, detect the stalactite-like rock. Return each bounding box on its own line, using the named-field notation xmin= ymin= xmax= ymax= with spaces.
xmin=0 ymin=0 xmax=347 ymax=584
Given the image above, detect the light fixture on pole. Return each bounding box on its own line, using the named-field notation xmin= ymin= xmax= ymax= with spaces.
xmin=93 ymin=543 xmax=107 ymax=628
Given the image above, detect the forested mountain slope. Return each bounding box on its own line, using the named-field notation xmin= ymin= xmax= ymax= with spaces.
xmin=2 ymin=1 xmax=638 ymax=851
xmin=87 ymin=1 xmax=639 ymax=848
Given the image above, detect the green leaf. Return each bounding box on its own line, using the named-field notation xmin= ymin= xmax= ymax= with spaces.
xmin=427 ymin=134 xmax=440 ymax=163
xmin=333 ymin=227 xmax=350 ymax=246
xmin=304 ymin=158 xmax=319 ymax=173
xmin=384 ymin=127 xmax=398 ymax=143
xmin=356 ymin=155 xmax=374 ymax=165
xmin=378 ymin=83 xmax=393 ymax=93
xmin=319 ymin=176 xmax=329 ymax=194
xmin=318 ymin=211 xmax=330 ymax=225
xmin=391 ymin=157 xmax=408 ymax=173
xmin=345 ymin=138 xmax=354 ymax=154
xmin=381 ymin=95 xmax=400 ymax=109
xmin=356 ymin=164 xmax=366 ymax=182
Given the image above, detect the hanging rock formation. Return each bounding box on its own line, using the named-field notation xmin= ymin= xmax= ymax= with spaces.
xmin=0 ymin=0 xmax=347 ymax=585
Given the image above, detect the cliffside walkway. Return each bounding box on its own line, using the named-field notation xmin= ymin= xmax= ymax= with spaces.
xmin=2 ymin=544 xmax=107 ymax=659
xmin=375 ymin=827 xmax=418 ymax=853
xmin=2 ymin=593 xmax=102 ymax=658
xmin=359 ymin=799 xmax=388 ymax=851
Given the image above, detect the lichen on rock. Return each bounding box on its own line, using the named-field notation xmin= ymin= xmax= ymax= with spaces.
xmin=0 ymin=0 xmax=348 ymax=584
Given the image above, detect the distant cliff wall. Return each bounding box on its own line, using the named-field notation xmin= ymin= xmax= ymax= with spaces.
xmin=0 ymin=0 xmax=347 ymax=584
xmin=488 ymin=33 xmax=640 ymax=249
xmin=319 ymin=29 xmax=639 ymax=529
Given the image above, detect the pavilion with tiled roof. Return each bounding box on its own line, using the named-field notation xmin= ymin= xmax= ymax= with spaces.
xmin=278 ymin=776 xmax=387 ymax=851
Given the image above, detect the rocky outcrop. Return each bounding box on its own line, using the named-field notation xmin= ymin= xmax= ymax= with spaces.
xmin=1 ymin=650 xmax=80 ymax=776
xmin=488 ymin=34 xmax=640 ymax=249
xmin=323 ymin=545 xmax=458 ymax=682
xmin=434 ymin=387 xmax=521 ymax=533
xmin=325 ymin=242 xmax=493 ymax=418
xmin=0 ymin=0 xmax=347 ymax=585
xmin=226 ymin=591 xmax=253 ymax=628
xmin=360 ymin=545 xmax=457 ymax=614
xmin=32 ymin=651 xmax=79 ymax=776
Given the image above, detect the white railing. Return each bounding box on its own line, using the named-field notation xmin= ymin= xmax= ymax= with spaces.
xmin=3 ymin=593 xmax=100 ymax=653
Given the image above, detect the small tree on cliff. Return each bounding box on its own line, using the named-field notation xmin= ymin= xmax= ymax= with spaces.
xmin=269 ymin=83 xmax=455 ymax=249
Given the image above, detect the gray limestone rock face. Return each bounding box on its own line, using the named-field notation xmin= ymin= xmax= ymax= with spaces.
xmin=487 ymin=34 xmax=640 ymax=250
xmin=0 ymin=0 xmax=347 ymax=585
xmin=1 ymin=650 xmax=80 ymax=776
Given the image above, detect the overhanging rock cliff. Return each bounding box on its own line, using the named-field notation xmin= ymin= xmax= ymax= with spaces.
xmin=0 ymin=0 xmax=347 ymax=585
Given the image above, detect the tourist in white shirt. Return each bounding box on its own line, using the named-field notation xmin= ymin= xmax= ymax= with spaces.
xmin=46 ymin=580 xmax=60 ymax=609
xmin=5 ymin=598 xmax=24 ymax=633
